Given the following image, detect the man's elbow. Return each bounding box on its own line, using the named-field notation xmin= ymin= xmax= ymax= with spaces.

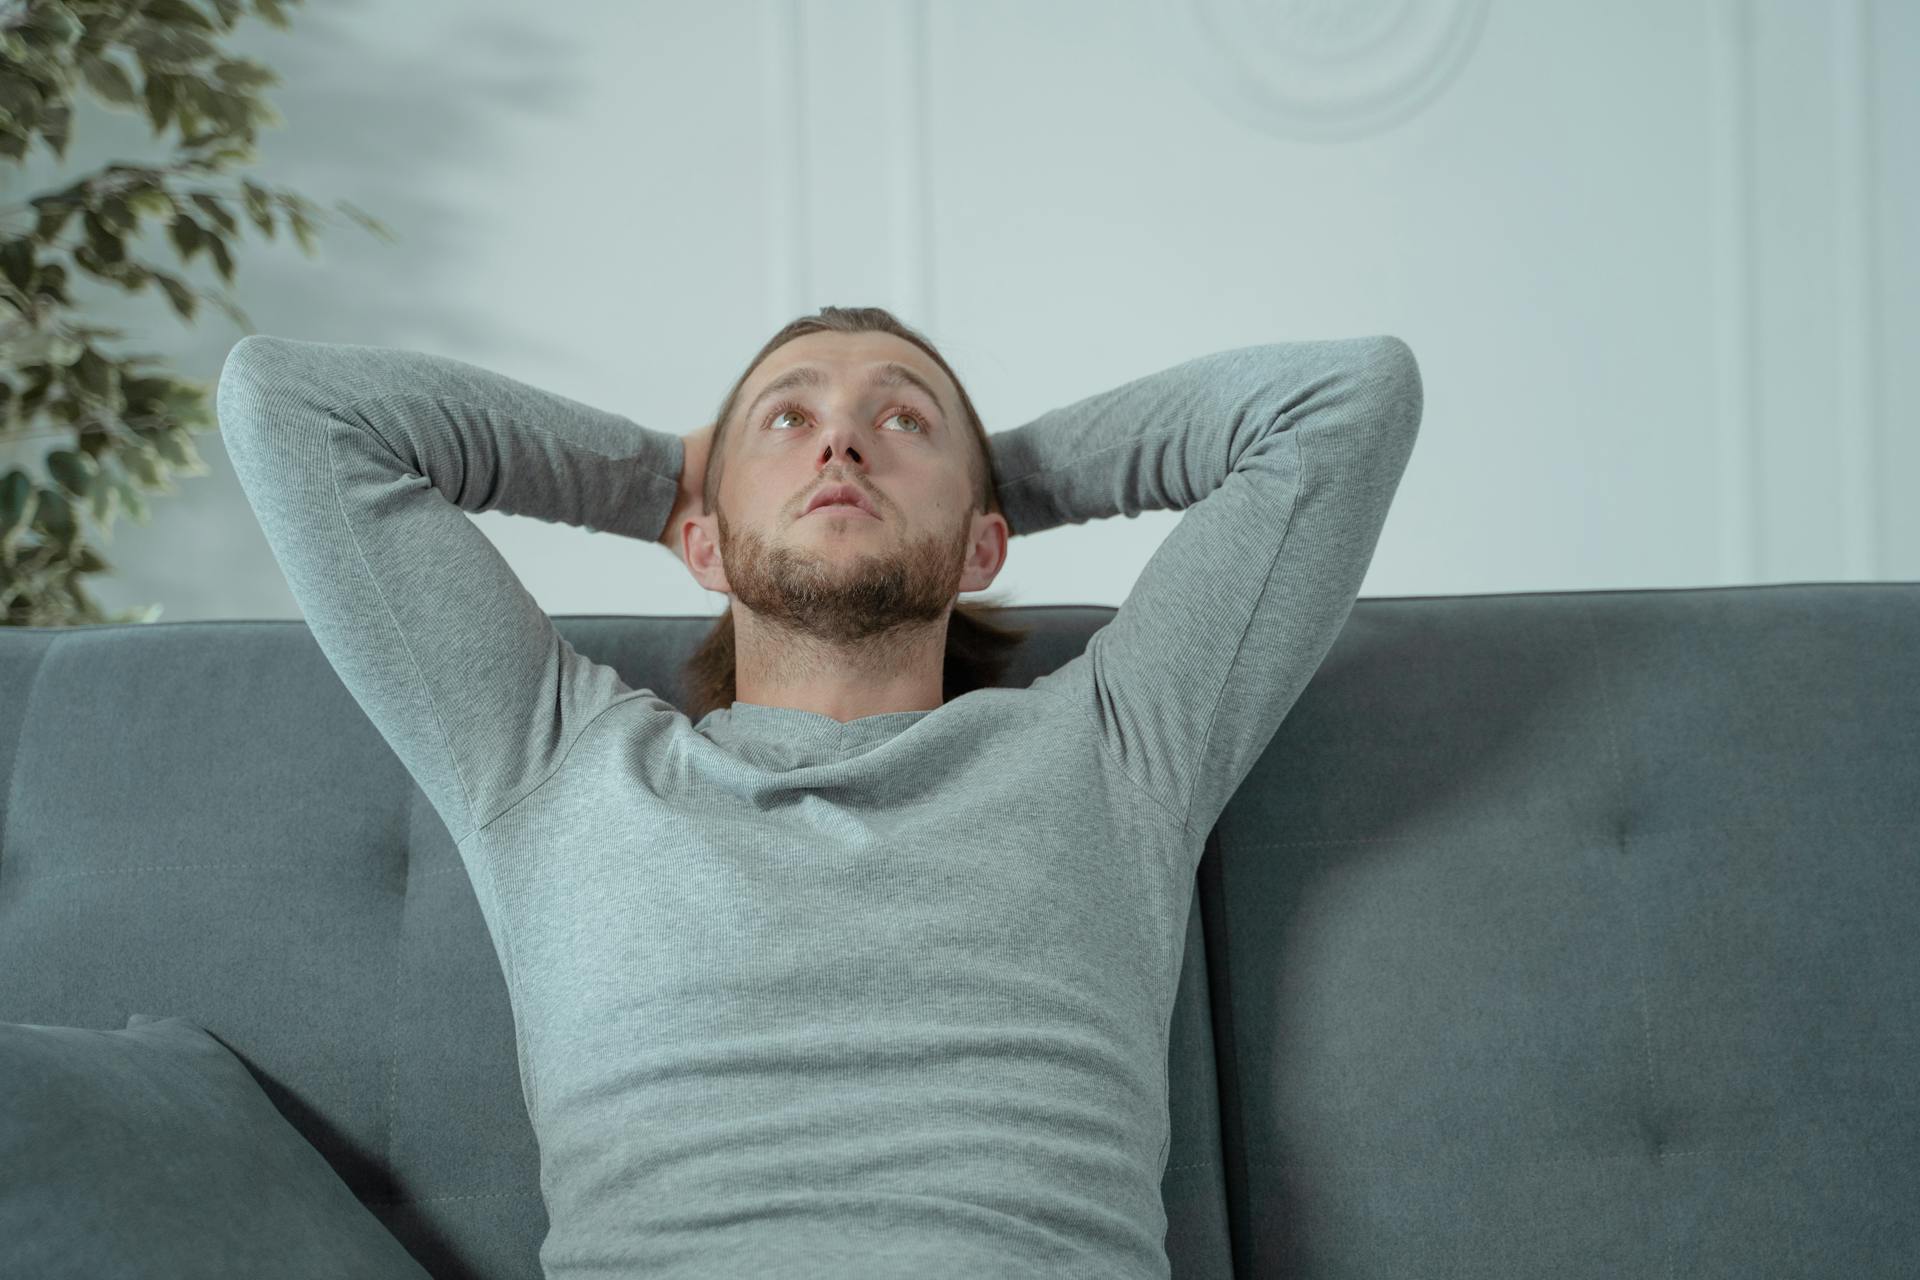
xmin=1366 ymin=335 xmax=1423 ymax=439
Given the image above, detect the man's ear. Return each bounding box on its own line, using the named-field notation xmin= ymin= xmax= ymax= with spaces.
xmin=684 ymin=512 xmax=731 ymax=594
xmin=957 ymin=511 xmax=1009 ymax=594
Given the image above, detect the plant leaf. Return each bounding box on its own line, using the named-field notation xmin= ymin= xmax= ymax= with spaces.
xmin=205 ymin=232 xmax=233 ymax=282
xmin=154 ymin=271 xmax=198 ymax=320
xmin=31 ymin=195 xmax=80 ymax=240
xmin=240 ymin=179 xmax=274 ymax=235
xmin=189 ymin=191 xmax=238 ymax=236
xmin=167 ymin=212 xmax=202 ymax=259
xmin=33 ymin=485 xmax=75 ymax=547
xmin=0 ymin=470 xmax=35 ymax=542
xmin=47 ymin=449 xmax=95 ymax=497
xmin=80 ymin=54 xmax=140 ymax=107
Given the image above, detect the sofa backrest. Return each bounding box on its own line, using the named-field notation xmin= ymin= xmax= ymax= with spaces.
xmin=3 ymin=584 xmax=1915 ymax=1278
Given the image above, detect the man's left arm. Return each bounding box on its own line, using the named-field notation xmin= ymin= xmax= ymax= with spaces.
xmin=987 ymin=335 xmax=1424 ymax=843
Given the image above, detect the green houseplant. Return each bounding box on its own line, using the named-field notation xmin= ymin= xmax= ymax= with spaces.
xmin=0 ymin=0 xmax=393 ymax=625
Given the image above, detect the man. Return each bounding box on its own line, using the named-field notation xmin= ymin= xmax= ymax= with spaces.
xmin=657 ymin=317 xmax=1018 ymax=724
xmin=219 ymin=314 xmax=1423 ymax=1279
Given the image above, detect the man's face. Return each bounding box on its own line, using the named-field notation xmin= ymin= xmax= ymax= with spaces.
xmin=685 ymin=331 xmax=1005 ymax=645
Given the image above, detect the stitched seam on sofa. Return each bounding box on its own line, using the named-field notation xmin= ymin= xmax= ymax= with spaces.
xmin=384 ymin=789 xmax=416 ymax=1183
xmin=0 ymin=635 xmax=51 ymax=884
xmin=1581 ymin=598 xmax=1674 ymax=1280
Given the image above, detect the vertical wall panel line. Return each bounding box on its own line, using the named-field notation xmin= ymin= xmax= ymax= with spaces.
xmin=887 ymin=1 xmax=936 ymax=335
xmin=765 ymin=0 xmax=811 ymax=324
xmin=1831 ymin=0 xmax=1883 ymax=578
xmin=1708 ymin=0 xmax=1759 ymax=581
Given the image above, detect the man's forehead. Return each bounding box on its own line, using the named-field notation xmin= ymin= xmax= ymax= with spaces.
xmin=743 ymin=343 xmax=955 ymax=421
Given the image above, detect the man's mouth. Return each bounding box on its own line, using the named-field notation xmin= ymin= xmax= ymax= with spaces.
xmin=803 ymin=483 xmax=880 ymax=517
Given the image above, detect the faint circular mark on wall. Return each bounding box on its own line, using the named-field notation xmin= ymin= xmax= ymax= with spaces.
xmin=1158 ymin=0 xmax=1491 ymax=142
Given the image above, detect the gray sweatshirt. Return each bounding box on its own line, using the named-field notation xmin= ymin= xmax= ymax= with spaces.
xmin=218 ymin=330 xmax=1423 ymax=1279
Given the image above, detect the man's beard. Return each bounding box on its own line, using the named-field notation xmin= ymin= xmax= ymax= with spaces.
xmin=715 ymin=505 xmax=974 ymax=648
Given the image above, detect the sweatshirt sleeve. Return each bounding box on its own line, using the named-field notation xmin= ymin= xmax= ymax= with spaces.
xmin=216 ymin=334 xmax=685 ymax=844
xmin=988 ymin=334 xmax=1423 ymax=842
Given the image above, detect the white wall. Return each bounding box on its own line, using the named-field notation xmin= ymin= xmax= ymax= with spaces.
xmin=13 ymin=0 xmax=1912 ymax=626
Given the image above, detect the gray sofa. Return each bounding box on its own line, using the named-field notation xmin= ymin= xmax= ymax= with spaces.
xmin=3 ymin=582 xmax=1915 ymax=1278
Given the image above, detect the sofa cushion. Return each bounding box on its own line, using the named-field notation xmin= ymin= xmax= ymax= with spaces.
xmin=0 ymin=1013 xmax=430 ymax=1279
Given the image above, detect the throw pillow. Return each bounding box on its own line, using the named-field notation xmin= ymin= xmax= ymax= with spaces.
xmin=0 ymin=1013 xmax=430 ymax=1279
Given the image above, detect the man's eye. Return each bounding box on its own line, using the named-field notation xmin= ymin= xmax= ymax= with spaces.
xmin=765 ymin=405 xmax=927 ymax=434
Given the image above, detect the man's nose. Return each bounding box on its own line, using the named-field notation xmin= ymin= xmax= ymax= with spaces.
xmin=817 ymin=429 xmax=865 ymax=465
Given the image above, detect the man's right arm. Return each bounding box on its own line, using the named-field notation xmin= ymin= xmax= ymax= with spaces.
xmin=218 ymin=334 xmax=685 ymax=843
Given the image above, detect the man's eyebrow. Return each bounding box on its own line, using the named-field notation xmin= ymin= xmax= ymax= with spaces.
xmin=742 ymin=362 xmax=948 ymax=428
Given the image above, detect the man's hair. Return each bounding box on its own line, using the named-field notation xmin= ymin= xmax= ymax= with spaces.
xmin=678 ymin=305 xmax=1030 ymax=722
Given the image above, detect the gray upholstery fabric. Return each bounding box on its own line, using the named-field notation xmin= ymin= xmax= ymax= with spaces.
xmin=0 ymin=1014 xmax=430 ymax=1278
xmin=1 ymin=587 xmax=1914 ymax=1278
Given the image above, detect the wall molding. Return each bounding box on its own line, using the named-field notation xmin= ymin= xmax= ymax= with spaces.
xmin=1831 ymin=0 xmax=1881 ymax=578
xmin=1708 ymin=0 xmax=1758 ymax=582
xmin=1156 ymin=0 xmax=1490 ymax=142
